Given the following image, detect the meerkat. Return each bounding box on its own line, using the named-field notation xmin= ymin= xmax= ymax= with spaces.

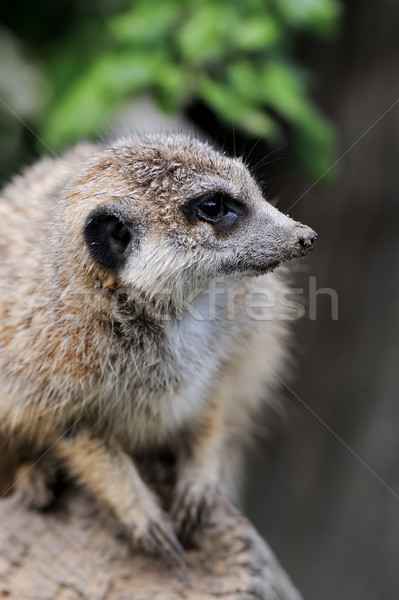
xmin=0 ymin=133 xmax=316 ymax=562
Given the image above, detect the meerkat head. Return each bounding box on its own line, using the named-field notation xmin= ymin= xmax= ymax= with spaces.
xmin=63 ymin=134 xmax=316 ymax=315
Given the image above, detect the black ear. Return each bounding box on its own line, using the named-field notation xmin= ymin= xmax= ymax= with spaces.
xmin=83 ymin=207 xmax=136 ymax=272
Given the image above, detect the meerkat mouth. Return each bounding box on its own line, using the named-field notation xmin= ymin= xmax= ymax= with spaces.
xmin=218 ymin=258 xmax=282 ymax=279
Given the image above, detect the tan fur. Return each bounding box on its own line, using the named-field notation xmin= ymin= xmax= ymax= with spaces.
xmin=0 ymin=133 xmax=315 ymax=561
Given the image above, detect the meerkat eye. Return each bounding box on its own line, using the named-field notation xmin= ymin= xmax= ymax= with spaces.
xmin=197 ymin=195 xmax=227 ymax=222
xmin=182 ymin=192 xmax=246 ymax=232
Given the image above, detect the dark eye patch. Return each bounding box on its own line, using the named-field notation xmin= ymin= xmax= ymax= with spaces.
xmin=182 ymin=192 xmax=247 ymax=233
xmin=83 ymin=206 xmax=139 ymax=272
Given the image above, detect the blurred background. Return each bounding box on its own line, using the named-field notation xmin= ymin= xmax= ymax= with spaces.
xmin=1 ymin=1 xmax=398 ymax=598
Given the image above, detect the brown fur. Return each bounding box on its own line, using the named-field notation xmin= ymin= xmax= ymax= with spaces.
xmin=0 ymin=133 xmax=315 ymax=562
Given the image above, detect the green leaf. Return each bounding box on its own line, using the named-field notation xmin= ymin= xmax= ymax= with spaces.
xmin=200 ymin=76 xmax=279 ymax=138
xmin=272 ymin=0 xmax=341 ymax=36
xmin=234 ymin=15 xmax=284 ymax=51
xmin=229 ymin=60 xmax=335 ymax=177
xmin=45 ymin=18 xmax=111 ymax=93
xmin=156 ymin=62 xmax=191 ymax=112
xmin=259 ymin=61 xmax=310 ymax=121
xmin=177 ymin=4 xmax=238 ymax=65
xmin=43 ymin=52 xmax=162 ymax=147
xmin=228 ymin=61 xmax=265 ymax=103
xmin=229 ymin=60 xmax=310 ymax=121
xmin=108 ymin=1 xmax=180 ymax=46
xmin=34 ymin=0 xmax=340 ymax=178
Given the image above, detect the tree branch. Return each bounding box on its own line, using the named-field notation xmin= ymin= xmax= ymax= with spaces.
xmin=0 ymin=484 xmax=303 ymax=600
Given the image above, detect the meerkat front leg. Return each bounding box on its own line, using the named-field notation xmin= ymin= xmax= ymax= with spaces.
xmin=171 ymin=400 xmax=226 ymax=542
xmin=55 ymin=430 xmax=184 ymax=564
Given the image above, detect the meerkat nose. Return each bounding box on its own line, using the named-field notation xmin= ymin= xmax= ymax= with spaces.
xmin=296 ymin=225 xmax=317 ymax=254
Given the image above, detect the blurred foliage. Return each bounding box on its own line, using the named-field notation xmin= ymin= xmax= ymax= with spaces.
xmin=0 ymin=0 xmax=341 ymax=179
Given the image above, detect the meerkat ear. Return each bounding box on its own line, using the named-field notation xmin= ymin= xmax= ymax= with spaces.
xmin=83 ymin=206 xmax=135 ymax=272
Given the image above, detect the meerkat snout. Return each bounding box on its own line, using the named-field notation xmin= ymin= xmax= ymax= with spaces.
xmin=213 ymin=196 xmax=317 ymax=278
xmin=296 ymin=226 xmax=317 ymax=251
xmin=291 ymin=223 xmax=318 ymax=257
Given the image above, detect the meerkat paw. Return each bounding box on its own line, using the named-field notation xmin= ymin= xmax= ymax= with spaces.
xmin=55 ymin=433 xmax=185 ymax=565
xmin=15 ymin=457 xmax=58 ymax=510
xmin=171 ymin=470 xmax=220 ymax=543
xmin=141 ymin=510 xmax=185 ymax=565
xmin=126 ymin=503 xmax=185 ymax=565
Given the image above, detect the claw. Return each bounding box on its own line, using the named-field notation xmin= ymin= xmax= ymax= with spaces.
xmin=171 ymin=480 xmax=218 ymax=543
xmin=142 ymin=514 xmax=185 ymax=566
